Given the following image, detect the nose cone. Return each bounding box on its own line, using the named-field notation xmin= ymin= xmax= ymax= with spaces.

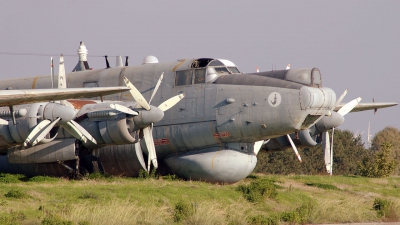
xmin=134 ymin=106 xmax=164 ymax=128
xmin=43 ymin=103 xmax=76 ymax=123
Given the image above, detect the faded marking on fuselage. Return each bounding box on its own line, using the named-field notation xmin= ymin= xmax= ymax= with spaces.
xmin=268 ymin=92 xmax=281 ymax=107
xmin=213 ymin=131 xmax=231 ymax=139
xmin=31 ymin=76 xmax=39 ymax=89
xmin=172 ymin=60 xmax=186 ymax=72
xmin=154 ymin=138 xmax=170 ymax=146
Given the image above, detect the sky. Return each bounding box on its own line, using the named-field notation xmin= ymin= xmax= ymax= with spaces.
xmin=0 ymin=1 xmax=399 ymax=146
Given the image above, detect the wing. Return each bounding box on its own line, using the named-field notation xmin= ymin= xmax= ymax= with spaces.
xmin=334 ymin=102 xmax=398 ymax=113
xmin=0 ymin=87 xmax=130 ymax=107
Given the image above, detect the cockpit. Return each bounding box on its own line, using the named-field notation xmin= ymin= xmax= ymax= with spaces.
xmin=175 ymin=58 xmax=241 ymax=86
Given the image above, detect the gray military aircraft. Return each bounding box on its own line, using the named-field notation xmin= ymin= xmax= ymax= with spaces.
xmin=0 ymin=42 xmax=396 ymax=183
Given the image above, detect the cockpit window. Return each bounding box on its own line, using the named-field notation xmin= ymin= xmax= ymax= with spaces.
xmin=194 ymin=68 xmax=206 ymax=84
xmin=227 ymin=67 xmax=240 ymax=74
xmin=175 ymin=70 xmax=192 ymax=86
xmin=209 ymin=60 xmax=225 ymax=66
xmin=214 ymin=67 xmax=230 ymax=75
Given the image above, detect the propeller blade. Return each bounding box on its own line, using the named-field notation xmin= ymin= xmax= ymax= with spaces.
xmin=335 ymin=89 xmax=348 ymax=107
xmin=62 ymin=120 xmax=97 ymax=146
xmin=134 ymin=142 xmax=147 ymax=172
xmin=337 ymin=97 xmax=362 ymax=116
xmin=143 ymin=125 xmax=158 ymax=171
xmin=149 ymin=72 xmax=164 ymax=104
xmin=158 ymin=93 xmax=185 ymax=112
xmin=24 ymin=118 xmax=59 ymax=147
xmin=322 ymin=131 xmax=332 ymax=174
xmin=110 ymin=103 xmax=138 ymax=116
xmin=286 ymin=134 xmax=302 ymax=162
xmin=123 ymin=76 xmax=151 ymax=111
xmin=330 ymin=128 xmax=334 ymax=175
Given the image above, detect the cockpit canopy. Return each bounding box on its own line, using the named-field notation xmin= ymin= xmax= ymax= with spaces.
xmin=175 ymin=58 xmax=241 ymax=86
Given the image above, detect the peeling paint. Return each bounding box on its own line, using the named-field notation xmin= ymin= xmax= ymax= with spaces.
xmin=172 ymin=59 xmax=186 ymax=72
xmin=31 ymin=76 xmax=39 ymax=89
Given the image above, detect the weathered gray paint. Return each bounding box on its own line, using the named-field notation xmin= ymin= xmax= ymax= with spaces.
xmin=0 ymin=58 xmax=337 ymax=182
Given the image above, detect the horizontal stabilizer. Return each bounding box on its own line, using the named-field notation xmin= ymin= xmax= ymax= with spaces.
xmin=0 ymin=87 xmax=130 ymax=107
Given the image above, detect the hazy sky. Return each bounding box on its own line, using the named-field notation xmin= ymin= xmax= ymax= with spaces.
xmin=1 ymin=1 xmax=399 ymax=145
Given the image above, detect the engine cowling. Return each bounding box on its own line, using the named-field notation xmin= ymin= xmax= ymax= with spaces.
xmin=0 ymin=103 xmax=76 ymax=152
xmin=75 ymin=102 xmax=140 ymax=147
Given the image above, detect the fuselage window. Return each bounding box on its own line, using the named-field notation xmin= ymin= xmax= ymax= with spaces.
xmin=194 ymin=68 xmax=206 ymax=84
xmin=175 ymin=70 xmax=192 ymax=86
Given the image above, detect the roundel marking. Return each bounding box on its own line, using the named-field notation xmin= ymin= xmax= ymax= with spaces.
xmin=268 ymin=92 xmax=281 ymax=107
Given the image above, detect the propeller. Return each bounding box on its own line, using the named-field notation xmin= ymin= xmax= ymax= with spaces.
xmin=123 ymin=74 xmax=184 ymax=173
xmin=321 ymin=89 xmax=361 ymax=175
xmin=23 ymin=55 xmax=99 ymax=148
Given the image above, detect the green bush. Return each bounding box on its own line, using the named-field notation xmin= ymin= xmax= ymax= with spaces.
xmin=78 ymin=191 xmax=99 ymax=200
xmin=372 ymin=198 xmax=399 ymax=221
xmin=236 ymin=179 xmax=277 ymax=203
xmin=0 ymin=173 xmax=26 ymax=183
xmin=0 ymin=210 xmax=26 ymax=225
xmin=41 ymin=215 xmax=73 ymax=225
xmin=138 ymin=169 xmax=158 ymax=179
xmin=280 ymin=201 xmax=316 ymax=224
xmin=248 ymin=214 xmax=279 ymax=225
xmin=4 ymin=190 xmax=29 ymax=199
xmin=29 ymin=176 xmax=60 ymax=182
xmin=305 ymin=182 xmax=339 ymax=190
xmin=358 ymin=143 xmax=396 ymax=178
xmin=173 ymin=200 xmax=194 ymax=223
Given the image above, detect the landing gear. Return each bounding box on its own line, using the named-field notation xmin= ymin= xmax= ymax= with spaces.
xmin=80 ymin=154 xmax=104 ymax=174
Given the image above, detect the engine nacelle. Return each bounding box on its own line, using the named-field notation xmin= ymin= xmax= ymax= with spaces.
xmin=75 ymin=102 xmax=140 ymax=147
xmin=0 ymin=103 xmax=75 ymax=152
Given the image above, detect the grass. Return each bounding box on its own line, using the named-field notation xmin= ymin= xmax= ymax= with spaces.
xmin=0 ymin=173 xmax=399 ymax=224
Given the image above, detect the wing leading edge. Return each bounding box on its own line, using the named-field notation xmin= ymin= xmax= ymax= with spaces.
xmin=0 ymin=87 xmax=130 ymax=107
xmin=334 ymin=102 xmax=398 ymax=113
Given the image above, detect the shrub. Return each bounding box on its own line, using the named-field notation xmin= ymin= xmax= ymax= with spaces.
xmin=280 ymin=201 xmax=316 ymax=224
xmin=78 ymin=191 xmax=99 ymax=200
xmin=4 ymin=190 xmax=29 ymax=199
xmin=0 ymin=210 xmax=26 ymax=225
xmin=236 ymin=179 xmax=277 ymax=203
xmin=248 ymin=214 xmax=279 ymax=225
xmin=358 ymin=143 xmax=396 ymax=178
xmin=29 ymin=176 xmax=60 ymax=182
xmin=41 ymin=215 xmax=73 ymax=225
xmin=138 ymin=169 xmax=158 ymax=179
xmin=305 ymin=182 xmax=339 ymax=190
xmin=372 ymin=198 xmax=399 ymax=221
xmin=173 ymin=200 xmax=194 ymax=223
xmin=0 ymin=173 xmax=26 ymax=183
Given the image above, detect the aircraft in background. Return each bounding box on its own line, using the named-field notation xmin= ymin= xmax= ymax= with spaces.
xmin=0 ymin=42 xmax=396 ymax=183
